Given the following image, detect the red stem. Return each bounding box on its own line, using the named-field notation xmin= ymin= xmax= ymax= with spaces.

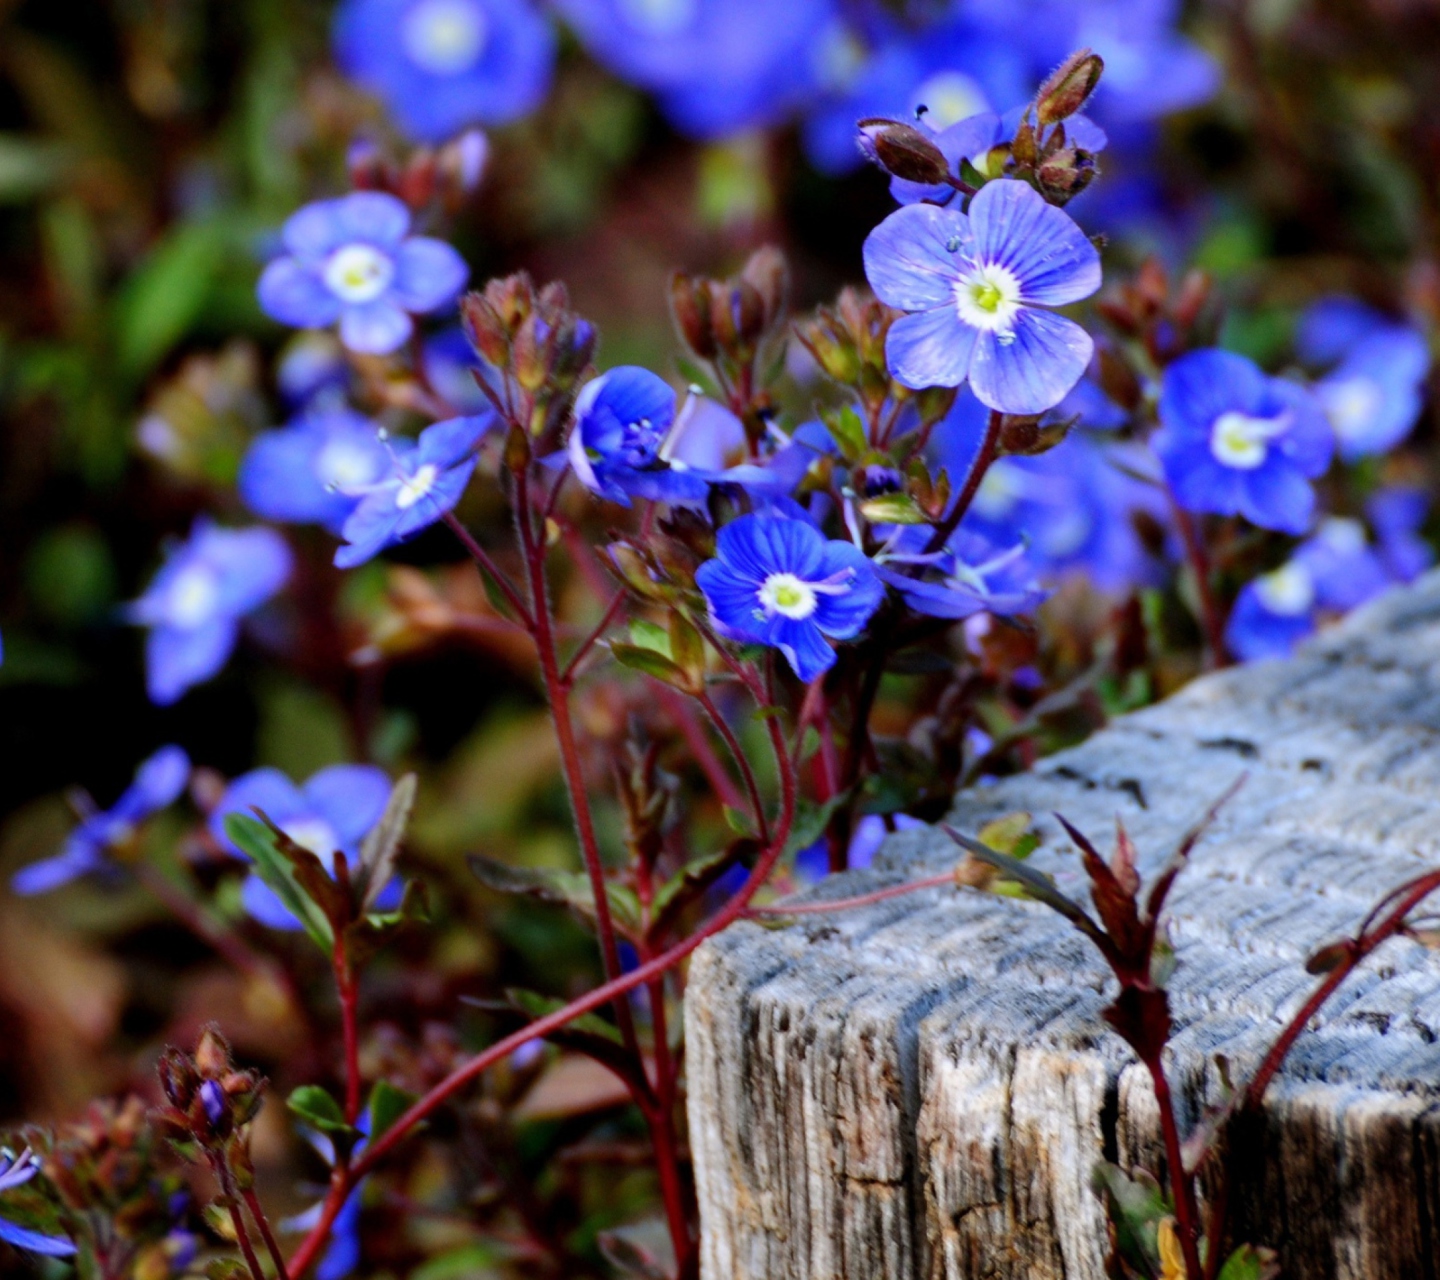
xmin=1144 ymin=1054 xmax=1206 ymax=1280
xmin=560 ymin=589 xmax=627 ymax=686
xmin=1168 ymin=498 xmax=1227 ymax=670
xmin=242 ymin=1188 xmax=291 ymax=1280
xmin=696 ymin=688 xmax=769 ymax=843
xmin=655 ymin=686 xmax=746 ymax=813
xmin=443 ymin=512 xmax=533 ymax=628
xmin=286 ymin=710 xmax=799 ymax=1280
xmin=333 ymin=940 xmax=362 ymax=1125
xmin=640 ymin=955 xmax=692 ymax=1269
xmin=923 ymin=409 xmax=1003 ymax=555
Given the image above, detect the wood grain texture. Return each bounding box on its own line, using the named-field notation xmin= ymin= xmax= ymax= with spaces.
xmin=686 ymin=576 xmax=1440 ymax=1280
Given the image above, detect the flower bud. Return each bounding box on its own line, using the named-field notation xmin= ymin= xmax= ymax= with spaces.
xmin=670 ymin=274 xmax=717 ymax=359
xmin=740 ymin=245 xmax=788 ymax=330
xmin=157 ymin=1048 xmax=200 ymax=1111
xmin=1035 ymin=49 xmax=1104 ymax=126
xmin=857 ymin=118 xmax=950 ymax=186
xmin=194 ymin=1025 xmax=231 ymax=1078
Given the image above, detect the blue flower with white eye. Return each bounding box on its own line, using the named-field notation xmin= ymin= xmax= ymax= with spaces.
xmin=258 ymin=192 xmax=469 ymax=356
xmin=211 ymin=765 xmax=393 ymax=930
xmin=1297 ymin=298 xmax=1430 ymax=461
xmin=877 ymin=526 xmax=1047 ymax=621
xmin=696 ymin=512 xmax=883 ymax=682
xmin=1368 ymin=487 xmax=1433 ymax=583
xmin=0 ymin=1151 xmax=74 ymax=1258
xmin=863 ymin=179 xmax=1102 ymax=415
xmin=333 ymin=414 xmax=493 ymax=568
xmin=239 ymin=409 xmax=392 ymax=534
xmin=1152 ymin=349 xmax=1333 ymax=535
xmin=557 ymin=0 xmax=832 ymax=138
xmin=12 ymin=746 xmax=190 ymax=895
xmin=1225 ymin=516 xmax=1396 ymax=662
xmin=129 ymin=523 xmax=292 ymax=705
xmin=566 ymin=366 xmax=713 ymax=507
xmin=335 ymin=0 xmax=554 ymax=141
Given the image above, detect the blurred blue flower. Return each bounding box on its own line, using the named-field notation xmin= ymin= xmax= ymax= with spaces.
xmin=1153 ymin=349 xmax=1332 ymax=534
xmin=211 ymin=765 xmax=393 ymax=929
xmin=1064 ymin=0 xmax=1219 ymax=123
xmin=864 ymin=179 xmax=1101 ymax=414
xmin=557 ymin=0 xmax=833 ymax=138
xmin=276 ymin=332 xmax=350 ymax=409
xmin=0 ymin=1151 xmax=74 ymax=1258
xmin=696 ymin=512 xmax=883 ymax=682
xmin=793 ymin=812 xmax=927 ymax=881
xmin=12 ymin=746 xmax=190 ymax=895
xmin=129 ymin=522 xmax=293 ymax=705
xmin=334 ymin=414 xmax=493 ymax=568
xmin=1368 ymin=486 xmax=1433 ymax=583
xmin=878 ymin=525 xmax=1047 ymax=620
xmin=424 ymin=327 xmax=493 ymax=414
xmin=239 ymin=409 xmax=391 ymax=533
xmin=335 ymin=0 xmax=555 ymax=141
xmin=258 ymin=192 xmax=469 ymax=355
xmin=1298 ymin=298 xmax=1430 ymax=461
xmin=566 ymin=366 xmax=712 ymax=507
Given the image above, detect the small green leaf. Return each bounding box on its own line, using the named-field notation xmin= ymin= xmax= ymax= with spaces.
xmin=287 ymin=1085 xmax=351 ymax=1135
xmin=668 ymin=610 xmax=706 ymax=685
xmin=366 ymin=1080 xmax=417 ymax=1143
xmin=356 ymin=773 xmax=417 ymax=913
xmin=822 ymin=404 xmax=868 ymax=461
xmin=223 ymin=814 xmax=334 ymax=950
xmin=784 ymin=792 xmax=849 ymax=858
xmin=468 ymin=856 xmax=642 ymax=937
xmin=859 ymin=492 xmax=928 ymax=525
xmin=650 ymin=842 xmax=747 ymax=939
xmin=629 ymin=619 xmax=671 ymax=656
xmin=506 ymin=988 xmax=622 ymax=1046
xmin=611 ymin=643 xmax=695 ymax=692
xmin=1216 ymin=1245 xmax=1280 ymax=1280
xmin=722 ymin=805 xmax=754 ymax=836
xmin=113 ymin=220 xmax=230 ymax=381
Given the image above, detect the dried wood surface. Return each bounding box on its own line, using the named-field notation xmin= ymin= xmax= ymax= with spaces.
xmin=685 ymin=577 xmax=1440 ymax=1280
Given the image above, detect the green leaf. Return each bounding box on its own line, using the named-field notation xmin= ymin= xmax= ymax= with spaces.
xmin=859 ymin=492 xmax=929 ymax=525
xmin=1090 ymin=1162 xmax=1169 ymax=1276
xmin=287 ymin=1085 xmax=352 ymax=1135
xmin=112 ymin=220 xmax=230 ymax=381
xmin=821 ymin=404 xmax=868 ymax=461
xmin=223 ymin=814 xmax=334 ymax=950
xmin=629 ymin=619 xmax=671 ymax=655
xmin=722 ymin=805 xmax=754 ymax=836
xmin=1216 ymin=1245 xmax=1280 ymax=1280
xmin=356 ymin=774 xmax=417 ymax=913
xmin=468 ymin=856 xmax=642 ymax=937
xmin=611 ymin=642 xmax=693 ymax=692
xmin=366 ymin=1080 xmax=417 ymax=1144
xmin=669 ymin=610 xmax=707 ymax=686
xmin=650 ymin=842 xmax=747 ymax=939
xmin=0 ymin=134 xmax=68 ymax=203
xmin=785 ymin=792 xmax=849 ymax=858
xmin=506 ymin=988 xmax=623 ymax=1046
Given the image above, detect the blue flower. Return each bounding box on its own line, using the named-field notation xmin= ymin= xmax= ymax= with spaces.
xmin=0 ymin=1151 xmax=74 ymax=1258
xmin=864 ymin=179 xmax=1102 ymax=414
xmin=424 ymin=327 xmax=494 ymax=415
xmin=566 ymin=367 xmax=712 ymax=507
xmin=335 ymin=0 xmax=555 ymax=141
xmin=211 ymin=765 xmax=393 ymax=930
xmin=793 ymin=812 xmax=927 ymax=882
xmin=334 ymin=414 xmax=493 ymax=568
xmin=557 ymin=0 xmax=833 ymax=138
xmin=1153 ymin=349 xmax=1333 ymax=535
xmin=696 ymin=512 xmax=883 ymax=682
xmin=12 ymin=746 xmax=190 ymax=895
xmin=239 ymin=409 xmax=392 ymax=533
xmin=276 ymin=332 xmax=350 ymax=409
xmin=258 ymin=192 xmax=469 ymax=356
xmin=1368 ymin=487 xmax=1433 ymax=583
xmin=129 ymin=523 xmax=293 ymax=705
xmin=1064 ymin=0 xmax=1219 ymax=123
xmin=878 ymin=526 xmax=1047 ymax=621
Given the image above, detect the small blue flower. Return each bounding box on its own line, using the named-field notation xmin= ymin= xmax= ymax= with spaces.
xmin=276 ymin=332 xmax=350 ymax=409
xmin=239 ymin=409 xmax=392 ymax=533
xmin=334 ymin=414 xmax=493 ymax=568
xmin=335 ymin=0 xmax=555 ymax=141
xmin=1153 ymin=349 xmax=1333 ymax=535
xmin=793 ymin=812 xmax=927 ymax=882
xmin=1298 ymin=298 xmax=1430 ymax=461
xmin=12 ymin=746 xmax=191 ymax=895
xmin=424 ymin=327 xmax=494 ymax=415
xmin=0 ymin=1151 xmax=75 ymax=1259
xmin=211 ymin=765 xmax=393 ymax=930
xmin=877 ymin=526 xmax=1047 ymax=621
xmin=566 ymin=367 xmax=712 ymax=507
xmin=129 ymin=523 xmax=293 ymax=705
xmin=864 ymin=179 xmax=1102 ymax=414
xmin=696 ymin=512 xmax=883 ymax=682
xmin=1368 ymin=487 xmax=1433 ymax=583
xmin=258 ymin=192 xmax=469 ymax=356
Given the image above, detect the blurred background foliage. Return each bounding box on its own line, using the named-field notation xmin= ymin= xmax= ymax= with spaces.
xmin=5 ymin=0 xmax=1440 ymax=1273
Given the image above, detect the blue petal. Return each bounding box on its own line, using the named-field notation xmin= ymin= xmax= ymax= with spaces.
xmin=241 ymin=875 xmax=306 ymax=931
xmin=335 ymin=493 xmax=404 ymax=568
xmin=10 ymin=846 xmax=101 ymax=895
xmin=417 ymin=414 xmax=492 ymax=468
xmin=966 ymin=179 xmax=1101 ymax=306
xmin=696 ymin=560 xmax=765 ymax=643
xmin=303 ymin=765 xmax=392 ymax=850
xmin=114 ymin=745 xmax=191 ymax=821
xmin=886 ymin=306 xmax=978 ymax=391
xmin=339 ymin=302 xmax=412 ymax=354
xmin=1267 ymin=380 xmax=1333 ymax=477
xmin=1238 ymin=464 xmax=1315 ymax=535
xmin=576 ymin=367 xmax=677 ymax=437
xmin=146 ymin=619 xmax=239 ymax=705
xmin=811 ymin=543 xmax=884 ymax=640
xmin=1225 ymin=585 xmax=1314 ymax=662
xmin=332 ymin=191 xmax=411 ymax=248
xmin=0 ymin=1217 xmax=76 ymax=1258
xmin=240 ymin=428 xmax=344 ymax=527
xmin=210 ymin=769 xmax=309 ymax=852
xmin=258 ymin=258 xmax=343 ymax=329
xmin=1159 ymin=349 xmax=1268 ymax=438
xmin=282 ymin=200 xmax=353 ymax=262
xmin=770 ymin=616 xmax=836 ymax=683
xmin=391 ymin=459 xmax=474 ymax=540
xmin=968 ymin=308 xmax=1093 ymax=416
xmin=199 ymin=525 xmax=294 ymax=617
xmin=1295 ymin=296 xmax=1389 ymax=365
xmin=1154 ymin=433 xmax=1246 ymax=517
xmin=863 ymin=203 xmax=968 ymax=312
xmin=391 ymin=237 xmax=469 ymax=313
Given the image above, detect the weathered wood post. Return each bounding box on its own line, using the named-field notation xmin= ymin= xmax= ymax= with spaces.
xmin=686 ymin=577 xmax=1440 ymax=1279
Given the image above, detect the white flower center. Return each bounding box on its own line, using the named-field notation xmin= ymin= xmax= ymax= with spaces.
xmin=1255 ymin=561 xmax=1315 ymax=616
xmin=954 ymin=262 xmax=1023 ymax=335
xmin=323 ymin=243 xmax=395 ymax=304
xmin=758 ymin=572 xmax=818 ymax=620
xmin=169 ymin=564 xmax=220 ymax=628
xmin=1318 ymin=374 xmax=1382 ymax=444
xmin=316 ymin=438 xmax=381 ymax=491
xmin=1316 ymin=516 xmax=1366 ymax=555
xmin=618 ymin=0 xmax=697 ymax=35
xmin=282 ymin=817 xmax=341 ymax=857
xmin=1209 ymin=409 xmax=1289 ymax=470
xmin=402 ymin=0 xmax=488 ymax=75
xmin=395 ymin=462 xmax=439 ymax=510
xmin=914 ymin=71 xmax=988 ymax=130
